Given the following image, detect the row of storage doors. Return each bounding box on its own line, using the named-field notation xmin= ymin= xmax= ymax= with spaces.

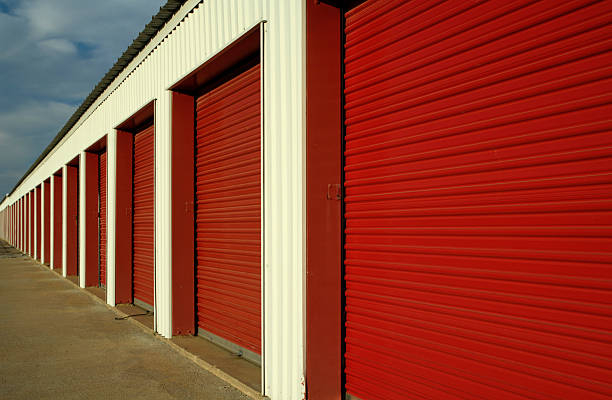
xmin=96 ymin=125 xmax=156 ymax=311
xmin=342 ymin=0 xmax=612 ymax=399
xmin=88 ymin=1 xmax=612 ymax=395
xmin=92 ymin=63 xmax=262 ymax=359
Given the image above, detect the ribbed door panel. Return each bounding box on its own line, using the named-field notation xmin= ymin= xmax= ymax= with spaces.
xmin=133 ymin=125 xmax=155 ymax=307
xmin=344 ymin=1 xmax=612 ymax=399
xmin=99 ymin=151 xmax=107 ymax=286
xmin=53 ymin=178 xmax=62 ymax=270
xmin=195 ymin=64 xmax=261 ymax=355
xmin=36 ymin=189 xmax=40 ymax=260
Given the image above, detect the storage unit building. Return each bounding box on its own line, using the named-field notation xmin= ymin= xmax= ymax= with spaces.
xmin=0 ymin=1 xmax=609 ymax=399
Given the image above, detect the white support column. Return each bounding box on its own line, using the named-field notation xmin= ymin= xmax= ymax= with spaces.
xmin=155 ymin=94 xmax=172 ymax=338
xmin=50 ymin=179 xmax=55 ymax=268
xmin=107 ymin=131 xmax=116 ymax=306
xmin=29 ymin=192 xmax=32 ymax=256
xmin=34 ymin=188 xmax=37 ymax=260
xmin=19 ymin=199 xmax=21 ymax=251
xmin=26 ymin=193 xmax=30 ymax=256
xmin=28 ymin=191 xmax=34 ymax=257
xmin=79 ymin=152 xmax=87 ymax=288
xmin=62 ymin=166 xmax=68 ymax=277
xmin=40 ymin=187 xmax=44 ymax=261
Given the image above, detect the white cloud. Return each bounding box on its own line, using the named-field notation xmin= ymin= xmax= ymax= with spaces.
xmin=19 ymin=0 xmax=70 ymax=38
xmin=0 ymin=0 xmax=165 ymax=195
xmin=0 ymin=100 xmax=75 ymax=134
xmin=38 ymin=38 xmax=77 ymax=54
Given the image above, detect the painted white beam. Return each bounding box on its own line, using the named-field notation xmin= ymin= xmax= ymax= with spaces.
xmin=106 ymin=130 xmax=116 ymax=306
xmin=34 ymin=188 xmax=38 ymax=260
xmin=155 ymin=94 xmax=171 ymax=338
xmin=79 ymin=151 xmax=87 ymax=288
xmin=40 ymin=186 xmax=44 ymax=261
xmin=50 ymin=178 xmax=55 ymax=268
xmin=62 ymin=166 xmax=68 ymax=277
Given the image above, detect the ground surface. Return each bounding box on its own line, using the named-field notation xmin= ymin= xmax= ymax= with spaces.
xmin=0 ymin=240 xmax=249 ymax=400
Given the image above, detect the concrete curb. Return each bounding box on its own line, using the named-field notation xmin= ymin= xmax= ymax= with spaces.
xmin=32 ymin=259 xmax=266 ymax=400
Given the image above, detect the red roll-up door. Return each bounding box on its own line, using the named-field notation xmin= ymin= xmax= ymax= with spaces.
xmin=195 ymin=63 xmax=261 ymax=356
xmin=99 ymin=151 xmax=107 ymax=287
xmin=343 ymin=1 xmax=612 ymax=399
xmin=53 ymin=177 xmax=62 ymax=270
xmin=133 ymin=125 xmax=155 ymax=307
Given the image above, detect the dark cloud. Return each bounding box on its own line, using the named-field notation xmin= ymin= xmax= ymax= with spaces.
xmin=0 ymin=0 xmax=165 ymax=197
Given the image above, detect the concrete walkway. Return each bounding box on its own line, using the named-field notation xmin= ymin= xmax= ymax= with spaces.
xmin=0 ymin=241 xmax=249 ymax=400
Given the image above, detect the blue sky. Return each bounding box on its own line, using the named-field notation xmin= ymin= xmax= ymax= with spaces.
xmin=0 ymin=0 xmax=165 ymax=197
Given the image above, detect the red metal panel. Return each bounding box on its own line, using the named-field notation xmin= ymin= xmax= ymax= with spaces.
xmin=306 ymin=1 xmax=343 ymax=398
xmin=65 ymin=167 xmax=78 ymax=275
xmin=43 ymin=181 xmax=50 ymax=264
xmin=115 ymin=130 xmax=133 ymax=304
xmin=29 ymin=191 xmax=34 ymax=256
xmin=343 ymin=1 xmax=612 ymax=399
xmin=99 ymin=151 xmax=107 ymax=286
xmin=84 ymin=152 xmax=99 ymax=287
xmin=53 ymin=176 xmax=62 ymax=270
xmin=195 ymin=63 xmax=261 ymax=355
xmin=36 ymin=188 xmax=41 ymax=259
xmin=133 ymin=125 xmax=155 ymax=307
xmin=171 ymin=91 xmax=195 ymax=335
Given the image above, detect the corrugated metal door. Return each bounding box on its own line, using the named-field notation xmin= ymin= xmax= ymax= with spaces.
xmin=343 ymin=1 xmax=612 ymax=399
xmin=133 ymin=125 xmax=155 ymax=307
xmin=99 ymin=151 xmax=107 ymax=287
xmin=53 ymin=177 xmax=62 ymax=270
xmin=195 ymin=63 xmax=261 ymax=356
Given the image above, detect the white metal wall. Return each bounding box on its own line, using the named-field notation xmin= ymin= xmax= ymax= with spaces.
xmin=34 ymin=188 xmax=37 ymax=259
xmin=0 ymin=1 xmax=306 ymax=398
xmin=62 ymin=166 xmax=68 ymax=277
xmin=79 ymin=151 xmax=86 ymax=288
xmin=50 ymin=178 xmax=55 ymax=268
xmin=40 ymin=184 xmax=45 ymax=261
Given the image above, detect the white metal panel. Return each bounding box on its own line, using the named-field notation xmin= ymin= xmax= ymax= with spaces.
xmin=155 ymin=95 xmax=169 ymax=337
xmin=0 ymin=1 xmax=305 ymax=398
xmin=19 ymin=199 xmax=22 ymax=251
xmin=27 ymin=194 xmax=29 ymax=254
xmin=62 ymin=166 xmax=68 ymax=277
xmin=106 ymin=130 xmax=116 ymax=306
xmin=39 ymin=185 xmax=44 ymax=261
xmin=50 ymin=177 xmax=55 ymax=268
xmin=34 ymin=188 xmax=38 ymax=259
xmin=79 ymin=151 xmax=86 ymax=288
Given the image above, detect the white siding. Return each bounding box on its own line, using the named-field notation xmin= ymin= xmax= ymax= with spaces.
xmin=106 ymin=130 xmax=117 ymax=306
xmin=62 ymin=166 xmax=68 ymax=277
xmin=0 ymin=1 xmax=305 ymax=398
xmin=50 ymin=178 xmax=55 ymax=268
xmin=79 ymin=151 xmax=86 ymax=288
xmin=34 ymin=187 xmax=38 ymax=259
xmin=39 ymin=185 xmax=44 ymax=260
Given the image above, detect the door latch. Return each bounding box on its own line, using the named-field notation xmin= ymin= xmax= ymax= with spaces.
xmin=327 ymin=184 xmax=342 ymax=201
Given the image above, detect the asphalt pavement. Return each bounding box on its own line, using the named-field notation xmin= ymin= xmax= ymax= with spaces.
xmin=0 ymin=240 xmax=250 ymax=400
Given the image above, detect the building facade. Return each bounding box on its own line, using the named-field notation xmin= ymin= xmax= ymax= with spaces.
xmin=1 ymin=1 xmax=611 ymax=399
